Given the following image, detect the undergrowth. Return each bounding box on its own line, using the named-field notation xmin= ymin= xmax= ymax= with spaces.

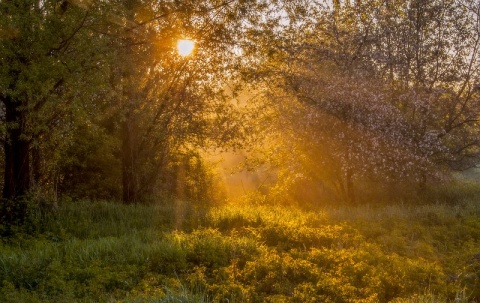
xmin=0 ymin=197 xmax=479 ymax=302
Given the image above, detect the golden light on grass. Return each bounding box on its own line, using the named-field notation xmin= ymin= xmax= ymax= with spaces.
xmin=177 ymin=39 xmax=195 ymax=57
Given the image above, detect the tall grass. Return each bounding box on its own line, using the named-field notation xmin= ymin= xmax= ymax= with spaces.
xmin=1 ymin=196 xmax=479 ymax=302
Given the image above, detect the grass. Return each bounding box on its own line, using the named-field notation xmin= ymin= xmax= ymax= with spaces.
xmin=0 ymin=196 xmax=479 ymax=302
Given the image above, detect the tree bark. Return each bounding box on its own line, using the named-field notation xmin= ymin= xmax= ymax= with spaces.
xmin=418 ymin=170 xmax=427 ymax=193
xmin=121 ymin=113 xmax=138 ymax=204
xmin=1 ymin=94 xmax=31 ymax=228
xmin=119 ymin=3 xmax=142 ymax=204
xmin=345 ymin=167 xmax=356 ymax=205
xmin=2 ymin=95 xmax=31 ymax=200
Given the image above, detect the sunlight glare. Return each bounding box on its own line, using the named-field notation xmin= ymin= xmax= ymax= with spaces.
xmin=177 ymin=39 xmax=195 ymax=57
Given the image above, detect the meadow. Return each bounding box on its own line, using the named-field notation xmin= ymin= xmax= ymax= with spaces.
xmin=1 ymin=190 xmax=480 ymax=302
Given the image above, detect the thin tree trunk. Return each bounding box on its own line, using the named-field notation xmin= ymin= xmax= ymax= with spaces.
xmin=345 ymin=167 xmax=356 ymax=205
xmin=32 ymin=142 xmax=41 ymax=189
xmin=418 ymin=170 xmax=427 ymax=193
xmin=121 ymin=113 xmax=138 ymax=204
xmin=120 ymin=3 xmax=140 ymax=204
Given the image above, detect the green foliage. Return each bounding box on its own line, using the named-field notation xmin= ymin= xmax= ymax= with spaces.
xmin=1 ymin=197 xmax=480 ymax=302
xmin=153 ymin=151 xmax=227 ymax=207
xmin=0 ymin=195 xmax=58 ymax=237
xmin=58 ymin=125 xmax=122 ymax=201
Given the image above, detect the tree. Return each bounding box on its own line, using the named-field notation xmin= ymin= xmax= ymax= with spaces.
xmin=255 ymin=0 xmax=480 ymax=204
xmin=0 ymin=0 xmax=282 ymax=211
xmin=0 ymin=0 xmax=104 ymax=223
xmin=94 ymin=0 xmax=279 ymax=203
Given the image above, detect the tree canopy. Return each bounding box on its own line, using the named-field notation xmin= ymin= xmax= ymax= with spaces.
xmin=1 ymin=0 xmax=480 ymax=224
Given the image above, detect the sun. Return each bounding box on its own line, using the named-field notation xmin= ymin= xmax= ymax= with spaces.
xmin=177 ymin=39 xmax=195 ymax=57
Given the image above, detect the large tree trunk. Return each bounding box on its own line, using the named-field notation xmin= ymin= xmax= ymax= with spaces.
xmin=1 ymin=95 xmax=31 ymax=228
xmin=2 ymin=96 xmax=31 ymax=200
